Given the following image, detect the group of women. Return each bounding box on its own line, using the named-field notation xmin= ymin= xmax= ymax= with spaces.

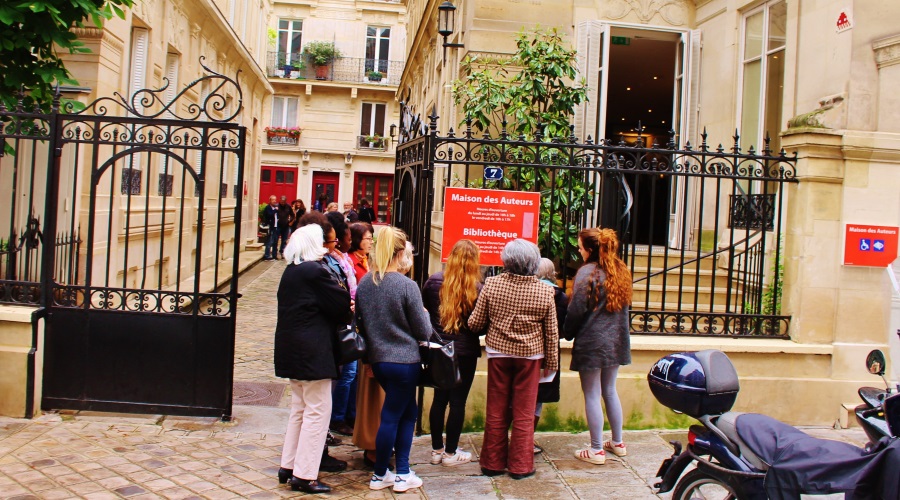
xmin=273 ymin=224 xmax=633 ymax=493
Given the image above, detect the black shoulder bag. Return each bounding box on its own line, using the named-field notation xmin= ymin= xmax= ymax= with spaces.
xmin=419 ymin=330 xmax=460 ymax=390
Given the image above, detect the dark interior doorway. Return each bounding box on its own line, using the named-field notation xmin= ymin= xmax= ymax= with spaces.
xmin=604 ymin=31 xmax=678 ymax=246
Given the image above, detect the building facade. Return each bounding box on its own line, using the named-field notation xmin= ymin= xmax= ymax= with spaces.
xmin=259 ymin=0 xmax=406 ymax=222
xmin=399 ymin=0 xmax=900 ymax=426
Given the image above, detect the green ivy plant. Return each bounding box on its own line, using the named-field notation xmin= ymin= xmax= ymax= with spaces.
xmin=0 ymin=0 xmax=133 ymax=110
xmin=452 ymin=27 xmax=591 ymax=263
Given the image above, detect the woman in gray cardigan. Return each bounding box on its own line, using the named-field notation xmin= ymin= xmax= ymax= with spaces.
xmin=564 ymin=228 xmax=632 ymax=466
xmin=355 ymin=227 xmax=431 ymax=493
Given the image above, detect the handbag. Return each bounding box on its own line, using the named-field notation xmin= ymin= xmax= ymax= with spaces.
xmin=419 ymin=330 xmax=460 ymax=390
xmin=338 ymin=321 xmax=366 ymax=364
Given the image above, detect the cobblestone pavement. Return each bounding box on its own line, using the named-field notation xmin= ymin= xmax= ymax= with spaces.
xmin=0 ymin=260 xmax=873 ymax=499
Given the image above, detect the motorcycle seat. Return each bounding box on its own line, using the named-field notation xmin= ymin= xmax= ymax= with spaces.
xmin=715 ymin=412 xmax=770 ymax=471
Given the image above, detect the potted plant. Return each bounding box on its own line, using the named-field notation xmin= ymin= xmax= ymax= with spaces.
xmin=367 ymin=70 xmax=383 ymax=82
xmin=364 ymin=134 xmax=385 ymax=148
xmin=282 ymin=60 xmax=304 ymax=78
xmin=303 ymin=41 xmax=342 ymax=79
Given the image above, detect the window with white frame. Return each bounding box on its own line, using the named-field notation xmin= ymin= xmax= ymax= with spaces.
xmin=278 ymin=19 xmax=303 ymax=66
xmin=365 ymin=26 xmax=390 ymax=75
xmin=359 ymin=102 xmax=386 ymax=148
xmin=271 ymin=96 xmax=299 ymax=127
xmin=739 ymin=0 xmax=786 ymax=155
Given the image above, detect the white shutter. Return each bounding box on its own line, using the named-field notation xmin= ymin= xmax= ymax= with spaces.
xmin=574 ymin=21 xmax=604 ymax=142
xmin=164 ymin=53 xmax=179 ymax=117
xmin=686 ymin=29 xmax=702 ymax=148
xmin=272 ymin=97 xmax=285 ymax=127
xmin=129 ymin=28 xmax=149 ymax=172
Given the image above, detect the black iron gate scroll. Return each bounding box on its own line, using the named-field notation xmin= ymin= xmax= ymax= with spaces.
xmin=40 ymin=61 xmax=246 ymax=418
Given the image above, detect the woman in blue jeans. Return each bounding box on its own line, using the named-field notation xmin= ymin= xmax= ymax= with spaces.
xmin=355 ymin=226 xmax=431 ymax=492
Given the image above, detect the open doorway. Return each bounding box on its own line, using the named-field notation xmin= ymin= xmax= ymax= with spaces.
xmin=607 ymin=31 xmax=678 ymax=247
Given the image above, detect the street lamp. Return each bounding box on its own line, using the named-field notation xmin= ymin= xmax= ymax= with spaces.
xmin=438 ymin=0 xmax=464 ymax=64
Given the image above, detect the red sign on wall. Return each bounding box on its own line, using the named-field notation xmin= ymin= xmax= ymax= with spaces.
xmin=843 ymin=224 xmax=899 ymax=267
xmin=442 ymin=187 xmax=541 ymax=266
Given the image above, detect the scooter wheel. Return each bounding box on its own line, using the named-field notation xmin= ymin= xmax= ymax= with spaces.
xmin=671 ymin=469 xmax=740 ymax=500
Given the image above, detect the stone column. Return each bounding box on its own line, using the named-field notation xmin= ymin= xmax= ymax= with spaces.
xmin=780 ymin=129 xmax=845 ymax=346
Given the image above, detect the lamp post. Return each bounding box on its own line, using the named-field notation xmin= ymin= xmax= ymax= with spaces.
xmin=438 ymin=0 xmax=464 ymax=65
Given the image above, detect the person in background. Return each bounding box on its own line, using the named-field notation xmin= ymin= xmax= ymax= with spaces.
xmin=343 ymin=201 xmax=359 ymax=222
xmin=358 ymin=198 xmax=376 ymax=224
xmin=290 ymin=199 xmax=307 ymax=234
xmin=423 ymin=239 xmax=482 ymax=467
xmin=349 ymin=221 xmax=382 ymax=469
xmin=566 ymin=228 xmax=632 ymax=466
xmin=533 ymin=258 xmax=568 ymax=454
xmin=348 ymin=223 xmax=373 ymax=286
xmin=262 ymin=195 xmax=281 ymax=261
xmin=356 ymin=227 xmax=430 ymax=493
xmin=277 ymin=195 xmax=295 ymax=253
xmin=314 ymin=194 xmax=329 ymax=212
xmin=274 ymin=224 xmax=352 ymax=494
xmin=326 ymin=202 xmax=339 ymax=213
xmin=325 ymin=211 xmax=358 ymax=437
xmin=468 ymin=239 xmax=558 ymax=480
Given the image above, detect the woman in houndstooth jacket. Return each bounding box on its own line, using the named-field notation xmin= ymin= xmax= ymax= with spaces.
xmin=467 ymin=239 xmax=559 ymax=480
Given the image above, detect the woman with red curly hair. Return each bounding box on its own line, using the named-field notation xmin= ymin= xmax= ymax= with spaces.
xmin=565 ymin=228 xmax=632 ymax=466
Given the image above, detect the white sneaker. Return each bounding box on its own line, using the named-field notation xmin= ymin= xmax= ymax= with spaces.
xmin=431 ymin=448 xmax=444 ymax=465
xmin=441 ymin=449 xmax=473 ymax=467
xmin=369 ymin=470 xmax=396 ymax=490
xmin=393 ymin=470 xmax=423 ymax=492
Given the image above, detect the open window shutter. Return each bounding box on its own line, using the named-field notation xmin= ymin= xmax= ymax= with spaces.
xmin=164 ymin=53 xmax=179 ymax=117
xmin=129 ymin=28 xmax=149 ymax=173
xmin=685 ymin=29 xmax=702 ymax=148
xmin=574 ymin=21 xmax=602 ymax=142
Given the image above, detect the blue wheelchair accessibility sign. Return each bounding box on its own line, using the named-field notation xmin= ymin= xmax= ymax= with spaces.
xmin=860 ymin=239 xmax=871 ymax=251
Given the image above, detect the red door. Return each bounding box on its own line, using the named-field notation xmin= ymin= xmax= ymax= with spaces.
xmin=259 ymin=165 xmax=298 ymax=202
xmin=354 ymin=173 xmax=393 ymax=223
xmin=312 ymin=171 xmax=339 ymax=210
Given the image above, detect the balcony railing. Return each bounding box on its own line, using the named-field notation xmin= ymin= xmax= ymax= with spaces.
xmin=266 ymin=52 xmax=404 ymax=86
xmin=266 ymin=134 xmax=299 ymax=146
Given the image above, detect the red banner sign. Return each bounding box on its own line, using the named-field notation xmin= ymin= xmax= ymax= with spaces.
xmin=442 ymin=187 xmax=541 ymax=266
xmin=843 ymin=224 xmax=899 ymax=267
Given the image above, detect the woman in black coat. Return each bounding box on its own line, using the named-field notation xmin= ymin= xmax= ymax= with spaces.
xmin=274 ymin=224 xmax=351 ymax=494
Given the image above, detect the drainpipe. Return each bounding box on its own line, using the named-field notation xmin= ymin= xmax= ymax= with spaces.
xmin=25 ymin=308 xmax=46 ymax=419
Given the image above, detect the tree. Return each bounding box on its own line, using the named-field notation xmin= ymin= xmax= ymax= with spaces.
xmin=452 ymin=27 xmax=591 ymax=263
xmin=0 ymin=0 xmax=133 ymax=109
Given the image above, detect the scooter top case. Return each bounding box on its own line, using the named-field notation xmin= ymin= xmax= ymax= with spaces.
xmin=648 ymin=350 xmax=740 ymax=418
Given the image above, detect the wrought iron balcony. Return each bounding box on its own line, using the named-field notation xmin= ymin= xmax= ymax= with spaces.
xmin=266 ymin=134 xmax=299 ymax=146
xmin=266 ymin=52 xmax=404 ymax=86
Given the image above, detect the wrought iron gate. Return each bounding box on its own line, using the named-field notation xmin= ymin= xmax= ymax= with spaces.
xmin=1 ymin=61 xmax=246 ymax=418
xmin=394 ymin=109 xmax=798 ymax=338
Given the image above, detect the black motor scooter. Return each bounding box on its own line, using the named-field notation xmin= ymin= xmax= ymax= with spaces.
xmin=856 ymin=348 xmax=899 ymax=446
xmin=650 ymin=349 xmax=900 ymax=500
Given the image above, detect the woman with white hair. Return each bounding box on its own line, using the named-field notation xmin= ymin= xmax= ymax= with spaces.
xmin=274 ymin=224 xmax=352 ymax=494
xmin=355 ymin=226 xmax=431 ymax=493
xmin=468 ymin=239 xmax=559 ymax=480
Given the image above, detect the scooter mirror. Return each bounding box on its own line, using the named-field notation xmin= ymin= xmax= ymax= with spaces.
xmin=866 ymin=349 xmax=887 ymax=376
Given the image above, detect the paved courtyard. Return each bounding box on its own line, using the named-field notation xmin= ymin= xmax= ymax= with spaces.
xmin=0 ymin=259 xmax=871 ymax=499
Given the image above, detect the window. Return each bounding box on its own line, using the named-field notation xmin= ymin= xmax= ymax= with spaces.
xmin=272 ymin=96 xmax=299 ymax=127
xmin=159 ymin=53 xmax=179 ymax=195
xmin=278 ymin=19 xmax=303 ymax=66
xmin=365 ymin=26 xmax=390 ymax=74
xmin=739 ymin=0 xmax=786 ymax=155
xmin=354 ymin=174 xmax=393 ymax=223
xmin=359 ymin=102 xmax=386 ymax=148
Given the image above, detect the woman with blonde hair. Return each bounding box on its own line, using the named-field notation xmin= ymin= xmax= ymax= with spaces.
xmin=422 ymin=239 xmax=482 ymax=467
xmin=355 ymin=226 xmax=431 ymax=492
xmin=566 ymin=227 xmax=632 ymax=465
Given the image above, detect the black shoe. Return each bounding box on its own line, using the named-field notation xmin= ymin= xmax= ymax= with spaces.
xmin=325 ymin=432 xmax=342 ymax=446
xmin=330 ymin=421 xmax=354 ymax=436
xmin=320 ymin=453 xmax=347 ymax=472
xmin=277 ymin=467 xmax=292 ymax=484
xmin=509 ymin=470 xmax=535 ymax=480
xmin=481 ymin=467 xmax=505 ymax=477
xmin=290 ymin=477 xmax=331 ymax=493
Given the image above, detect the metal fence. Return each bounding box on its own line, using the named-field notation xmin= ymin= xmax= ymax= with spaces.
xmin=395 ymin=111 xmax=798 ymax=337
